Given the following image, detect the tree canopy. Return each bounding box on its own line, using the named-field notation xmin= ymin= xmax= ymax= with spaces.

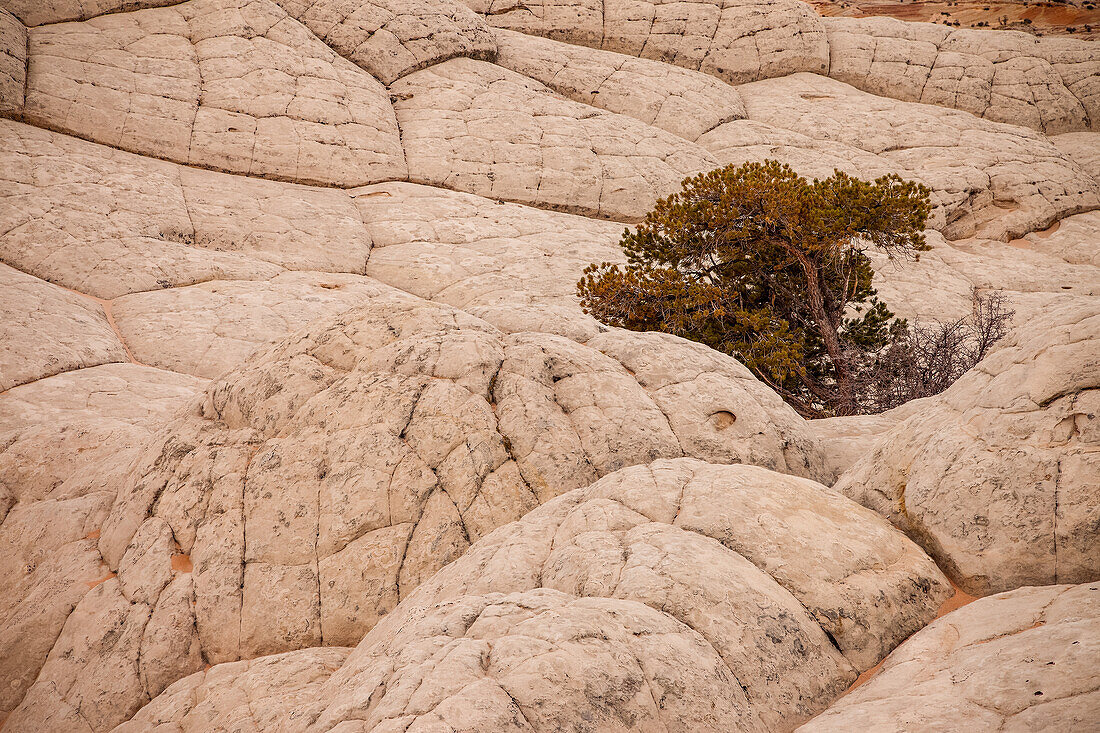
xmin=578 ymin=160 xmax=936 ymax=417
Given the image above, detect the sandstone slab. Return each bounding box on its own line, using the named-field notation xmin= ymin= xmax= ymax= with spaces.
xmin=467 ymin=0 xmax=830 ymax=85
xmin=1 ymin=300 xmax=835 ymax=730
xmin=824 ymin=17 xmax=1097 ymax=134
xmin=113 ymin=647 xmax=352 ymax=733
xmin=23 ymin=0 xmax=406 ymax=187
xmin=0 ymin=362 xmax=204 ymax=434
xmin=800 ymin=583 xmax=1100 ymax=731
xmin=390 ymin=58 xmax=718 ymax=221
xmin=738 ymin=72 xmax=1100 ymax=241
xmin=0 ymin=263 xmax=128 ymax=391
xmin=273 ymin=0 xmax=497 ymax=84
xmin=0 ymin=0 xmax=182 ymax=26
xmin=0 ymin=364 xmax=203 ymax=719
xmin=0 ymin=8 xmax=25 ymax=116
xmin=493 ymin=28 xmax=746 ymax=142
xmin=1052 ymin=131 xmax=1100 ymax=180
xmin=112 ymin=458 xmax=949 ymax=732
xmin=108 ymin=272 xmax=421 ymax=378
xmin=352 ymin=181 xmax=622 ymax=339
xmin=0 ymin=120 xmax=283 ymax=299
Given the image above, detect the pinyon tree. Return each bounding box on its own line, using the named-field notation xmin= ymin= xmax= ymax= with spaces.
xmin=578 ymin=160 xmax=938 ymax=417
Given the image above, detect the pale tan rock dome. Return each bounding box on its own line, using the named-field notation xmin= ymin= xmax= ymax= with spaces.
xmin=104 ymin=458 xmax=949 ymax=732
xmin=0 ymin=0 xmax=1097 ymax=728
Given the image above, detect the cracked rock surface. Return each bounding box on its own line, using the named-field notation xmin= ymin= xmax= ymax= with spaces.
xmin=391 ymin=58 xmax=719 ymax=221
xmin=0 ymin=121 xmax=621 ymax=346
xmin=0 ymin=0 xmax=183 ymax=26
xmin=0 ymin=263 xmax=128 ymax=391
xmin=272 ymin=0 xmax=497 ymax=84
xmin=107 ymin=272 xmax=422 ymax=378
xmin=466 ymin=0 xmax=830 ymax=85
xmin=1 ymin=0 xmax=1097 ymax=729
xmin=492 ymin=28 xmax=747 ymax=142
xmin=1052 ymin=131 xmax=1100 ymax=179
xmin=835 ymin=300 xmax=1100 ymax=596
xmin=824 ymin=17 xmax=1099 ymax=134
xmin=799 ymin=582 xmax=1100 ymax=731
xmin=22 ymin=0 xmax=407 ymax=187
xmin=0 ymin=364 xmax=204 ymax=720
xmin=113 ymin=458 xmax=949 ymax=732
xmin=6 ymin=302 xmax=834 ymax=730
xmin=0 ymin=9 xmax=25 ymax=116
xmin=736 ymin=73 xmax=1100 ymax=241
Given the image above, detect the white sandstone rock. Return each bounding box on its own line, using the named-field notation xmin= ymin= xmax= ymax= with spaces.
xmin=23 ymin=0 xmax=406 ymax=187
xmin=835 ymin=300 xmax=1100 ymax=595
xmin=467 ymin=0 xmax=830 ymax=85
xmin=1 ymin=0 xmax=182 ymax=25
xmin=390 ymin=58 xmax=718 ymax=221
xmin=111 ymin=458 xmax=950 ymax=732
xmin=0 ymin=263 xmax=128 ymax=391
xmin=351 ymin=181 xmax=623 ymax=337
xmin=737 ymin=73 xmax=1100 ymax=241
xmin=3 ymin=301 xmax=833 ymax=730
xmin=493 ymin=29 xmax=746 ymax=142
xmin=108 ymin=272 xmax=423 ymax=377
xmin=272 ymin=0 xmax=497 ymax=84
xmin=1051 ymin=131 xmax=1100 ymax=181
xmin=0 ymin=9 xmax=25 ymax=116
xmin=0 ymin=364 xmax=203 ymax=719
xmin=824 ymin=17 xmax=1096 ymax=134
xmin=799 ymin=583 xmax=1100 ymax=731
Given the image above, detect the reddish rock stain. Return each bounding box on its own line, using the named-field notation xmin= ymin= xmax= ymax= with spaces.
xmin=86 ymin=572 xmax=117 ymax=589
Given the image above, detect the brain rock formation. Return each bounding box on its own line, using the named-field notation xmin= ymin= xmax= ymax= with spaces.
xmin=2 ymin=301 xmax=835 ymax=730
xmin=466 ymin=0 xmax=831 ymax=85
xmin=0 ymin=364 xmax=205 ymax=721
xmin=22 ymin=0 xmax=407 ymax=186
xmin=110 ymin=458 xmax=950 ymax=732
xmin=1 ymin=0 xmax=1098 ymax=729
xmin=823 ymin=17 xmax=1100 ymax=134
xmin=836 ymin=301 xmax=1100 ymax=596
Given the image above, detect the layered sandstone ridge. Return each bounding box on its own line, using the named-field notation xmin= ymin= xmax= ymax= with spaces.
xmin=462 ymin=0 xmax=1098 ymax=134
xmin=0 ymin=0 xmax=1097 ymax=730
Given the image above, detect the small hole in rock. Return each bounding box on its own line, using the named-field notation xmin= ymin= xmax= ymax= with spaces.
xmin=710 ymin=410 xmax=737 ymax=430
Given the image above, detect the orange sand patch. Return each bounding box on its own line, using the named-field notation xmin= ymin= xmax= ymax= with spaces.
xmin=85 ymin=529 xmax=101 ymax=540
xmin=843 ymin=578 xmax=979 ymax=695
xmin=847 ymin=655 xmax=888 ymax=693
xmin=935 ymin=580 xmax=979 ymax=620
xmin=86 ymin=571 xmax=117 ymax=589
xmin=171 ymin=553 xmax=194 ymax=573
xmin=1033 ymin=220 xmax=1062 ymax=238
